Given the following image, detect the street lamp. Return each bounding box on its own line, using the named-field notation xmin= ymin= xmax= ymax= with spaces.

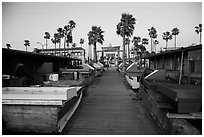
xmin=36 ymin=42 xmax=46 ymax=51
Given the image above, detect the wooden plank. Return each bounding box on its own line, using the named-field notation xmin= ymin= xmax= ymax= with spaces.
xmin=3 ymin=94 xmax=68 ymax=100
xmin=2 ymin=87 xmax=79 ymax=101
xmin=2 ymin=87 xmax=76 ymax=94
xmin=2 ymin=99 xmax=63 ymax=106
xmin=166 ymin=113 xmax=202 ymax=119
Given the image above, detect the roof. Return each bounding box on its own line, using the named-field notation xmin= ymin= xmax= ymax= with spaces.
xmin=101 ymin=46 xmax=120 ymax=52
xmin=36 ymin=47 xmax=85 ymax=52
xmin=2 ymin=48 xmax=80 ymax=61
xmin=142 ymin=44 xmax=202 ymax=59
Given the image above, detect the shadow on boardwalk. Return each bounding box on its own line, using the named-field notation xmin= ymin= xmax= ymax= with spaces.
xmin=62 ymin=67 xmax=161 ymax=135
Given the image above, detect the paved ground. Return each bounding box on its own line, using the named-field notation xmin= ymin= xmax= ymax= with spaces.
xmin=62 ymin=66 xmax=161 ymax=135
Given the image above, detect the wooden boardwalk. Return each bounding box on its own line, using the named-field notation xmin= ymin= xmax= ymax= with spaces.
xmin=62 ymin=67 xmax=161 ymax=135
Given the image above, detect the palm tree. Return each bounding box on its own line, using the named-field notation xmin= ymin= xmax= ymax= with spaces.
xmin=87 ymin=26 xmax=104 ymax=62
xmin=162 ymin=31 xmax=172 ymax=51
xmin=44 ymin=32 xmax=50 ymax=49
xmin=195 ymin=24 xmax=202 ymax=44
xmin=51 ymin=33 xmax=59 ymax=55
xmin=72 ymin=43 xmax=76 ymax=48
xmin=24 ymin=40 xmax=30 ymax=51
xmin=6 ymin=44 xmax=11 ymax=49
xmin=148 ymin=27 xmax=158 ymax=53
xmin=63 ymin=20 xmax=76 ymax=51
xmin=153 ymin=39 xmax=159 ymax=53
xmin=142 ymin=38 xmax=149 ymax=51
xmin=67 ymin=20 xmax=76 ymax=46
xmin=171 ymin=28 xmax=179 ymax=49
xmin=57 ymin=28 xmax=64 ymax=50
xmin=132 ymin=36 xmax=141 ymax=46
xmin=116 ymin=13 xmax=136 ymax=64
xmin=132 ymin=36 xmax=141 ymax=59
xmin=80 ymin=38 xmax=85 ymax=47
xmin=63 ymin=25 xmax=70 ymax=55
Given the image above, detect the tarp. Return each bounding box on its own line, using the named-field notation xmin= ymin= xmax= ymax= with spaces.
xmin=118 ymin=62 xmax=124 ymax=69
xmin=83 ymin=63 xmax=95 ymax=70
xmin=93 ymin=63 xmax=102 ymax=69
xmin=97 ymin=62 xmax=104 ymax=68
xmin=126 ymin=62 xmax=142 ymax=72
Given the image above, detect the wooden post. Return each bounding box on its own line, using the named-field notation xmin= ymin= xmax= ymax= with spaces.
xmin=179 ymin=51 xmax=184 ymax=84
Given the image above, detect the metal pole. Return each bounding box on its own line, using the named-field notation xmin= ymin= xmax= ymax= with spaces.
xmin=179 ymin=51 xmax=184 ymax=85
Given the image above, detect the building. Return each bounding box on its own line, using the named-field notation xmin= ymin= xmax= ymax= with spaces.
xmin=2 ymin=48 xmax=81 ymax=86
xmin=142 ymin=44 xmax=202 ymax=85
xmin=34 ymin=47 xmax=86 ymax=65
xmin=97 ymin=45 xmax=122 ymax=64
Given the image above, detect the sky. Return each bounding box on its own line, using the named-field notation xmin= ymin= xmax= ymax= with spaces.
xmin=2 ymin=2 xmax=202 ymax=55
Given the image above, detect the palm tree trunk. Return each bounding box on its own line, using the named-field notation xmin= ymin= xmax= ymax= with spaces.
xmin=200 ymin=32 xmax=202 ymax=44
xmin=122 ymin=34 xmax=126 ymax=64
xmin=26 ymin=46 xmax=27 ymax=51
xmin=128 ymin=42 xmax=130 ymax=62
xmin=55 ymin=43 xmax=56 ymax=55
xmin=166 ymin=41 xmax=168 ymax=51
xmin=94 ymin=42 xmax=97 ymax=62
xmin=64 ymin=36 xmax=66 ymax=56
xmin=151 ymin=38 xmax=153 ymax=53
xmin=174 ymin=35 xmax=177 ymax=50
xmin=59 ymin=40 xmax=61 ymax=49
xmin=46 ymin=39 xmax=47 ymax=49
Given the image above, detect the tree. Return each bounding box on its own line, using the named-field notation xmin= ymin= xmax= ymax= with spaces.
xmin=153 ymin=39 xmax=159 ymax=53
xmin=64 ymin=20 xmax=76 ymax=54
xmin=67 ymin=20 xmax=76 ymax=46
xmin=195 ymin=24 xmax=202 ymax=44
xmin=116 ymin=13 xmax=136 ymax=64
xmin=57 ymin=28 xmax=64 ymax=49
xmin=80 ymin=38 xmax=85 ymax=47
xmin=162 ymin=31 xmax=172 ymax=51
xmin=44 ymin=32 xmax=50 ymax=49
xmin=142 ymin=38 xmax=149 ymax=46
xmin=6 ymin=44 xmax=11 ymax=49
xmin=51 ymin=33 xmax=59 ymax=55
xmin=63 ymin=25 xmax=70 ymax=55
xmin=171 ymin=28 xmax=179 ymax=49
xmin=132 ymin=36 xmax=141 ymax=60
xmin=141 ymin=38 xmax=149 ymax=55
xmin=72 ymin=43 xmax=76 ymax=48
xmin=88 ymin=26 xmax=104 ymax=62
xmin=24 ymin=40 xmax=30 ymax=51
xmin=132 ymin=36 xmax=141 ymax=46
xmin=148 ymin=27 xmax=157 ymax=53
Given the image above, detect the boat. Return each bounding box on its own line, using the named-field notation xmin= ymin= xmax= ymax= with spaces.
xmin=60 ymin=63 xmax=95 ymax=80
xmin=125 ymin=75 xmax=139 ymax=89
xmin=97 ymin=62 xmax=104 ymax=71
xmin=2 ymin=86 xmax=83 ymax=134
xmin=124 ymin=62 xmax=144 ymax=90
xmin=93 ymin=63 xmax=103 ymax=77
xmin=59 ymin=63 xmax=96 ymax=95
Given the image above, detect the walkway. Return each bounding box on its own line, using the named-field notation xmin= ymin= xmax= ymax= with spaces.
xmin=62 ymin=67 xmax=161 ymax=135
